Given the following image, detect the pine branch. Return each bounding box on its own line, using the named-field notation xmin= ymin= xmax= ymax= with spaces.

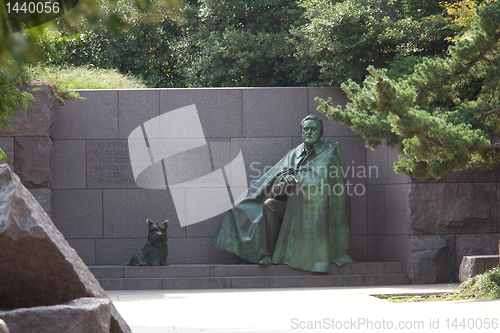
xmin=418 ymin=31 xmax=500 ymax=91
xmin=478 ymin=107 xmax=500 ymax=122
xmin=417 ymin=133 xmax=443 ymax=147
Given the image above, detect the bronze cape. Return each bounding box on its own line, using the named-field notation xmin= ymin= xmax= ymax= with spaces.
xmin=211 ymin=140 xmax=354 ymax=272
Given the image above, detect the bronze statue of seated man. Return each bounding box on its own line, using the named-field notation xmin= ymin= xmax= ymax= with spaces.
xmin=211 ymin=115 xmax=354 ymax=273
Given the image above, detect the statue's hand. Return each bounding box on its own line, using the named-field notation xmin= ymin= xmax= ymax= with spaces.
xmin=272 ymin=182 xmax=286 ymax=196
xmin=283 ymin=175 xmax=299 ymax=186
xmin=272 ymin=175 xmax=298 ymax=196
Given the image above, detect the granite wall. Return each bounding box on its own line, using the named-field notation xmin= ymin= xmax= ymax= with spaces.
xmin=0 ymin=86 xmax=408 ymax=269
xmin=407 ymin=167 xmax=500 ymax=284
xmin=41 ymin=87 xmax=407 ymax=266
xmin=0 ymin=85 xmax=54 ymax=216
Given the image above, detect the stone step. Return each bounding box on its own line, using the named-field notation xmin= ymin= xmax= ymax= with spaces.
xmin=90 ymin=262 xmax=408 ymax=290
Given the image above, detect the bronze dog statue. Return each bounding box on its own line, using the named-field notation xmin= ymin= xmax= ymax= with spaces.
xmin=123 ymin=219 xmax=169 ymax=266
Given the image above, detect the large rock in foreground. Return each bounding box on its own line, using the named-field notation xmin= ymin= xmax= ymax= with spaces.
xmin=0 ymin=298 xmax=111 ymax=333
xmin=0 ymin=165 xmax=130 ymax=333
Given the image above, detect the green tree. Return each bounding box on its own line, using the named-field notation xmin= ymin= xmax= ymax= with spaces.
xmin=295 ymin=0 xmax=453 ymax=85
xmin=316 ymin=1 xmax=500 ymax=179
xmin=176 ymin=0 xmax=306 ymax=87
xmin=37 ymin=0 xmax=185 ymax=87
xmin=0 ymin=0 xmax=183 ymax=160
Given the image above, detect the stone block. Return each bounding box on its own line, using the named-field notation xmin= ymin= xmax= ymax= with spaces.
xmin=99 ymin=278 xmax=162 ymax=290
xmin=160 ymin=88 xmax=242 ymax=138
xmin=0 ymin=138 xmax=14 ymax=171
xmin=331 ymin=136 xmax=367 ymax=186
xmin=119 ymin=90 xmax=160 ymax=139
xmin=231 ymin=275 xmax=343 ymax=288
xmin=343 ymin=274 xmax=409 ymax=286
xmin=456 ymin=234 xmax=500 ymax=273
xmin=124 ymin=265 xmax=209 ymax=278
xmin=53 ymin=90 xmax=119 ymax=139
xmin=186 ymin=213 xmax=225 ymax=238
xmin=385 ymin=184 xmax=410 ymax=235
xmin=52 ymin=190 xmax=103 ymax=239
xmin=0 ymin=85 xmax=55 ymax=137
xmin=209 ymin=263 xmax=349 ymax=277
xmin=96 ymin=239 xmax=145 ymax=265
xmin=368 ymin=235 xmax=393 ymax=261
xmin=28 ymin=188 xmax=51 ymax=217
xmin=51 ymin=140 xmax=86 ymax=189
xmin=102 ymin=189 xmax=185 ymax=239
xmin=67 ymin=239 xmax=96 ymax=265
xmin=367 ymin=185 xmax=385 ymax=235
xmin=242 ymin=87 xmax=308 ymax=137
xmin=409 ymin=183 xmax=497 ymax=234
xmin=351 ymin=262 xmax=407 ymax=275
xmin=387 ymin=147 xmax=410 ymax=184
xmin=366 ymin=145 xmax=388 ymax=185
xmin=350 ymin=193 xmax=367 ymax=235
xmin=447 ymin=163 xmax=500 ymax=183
xmin=393 ymin=235 xmax=410 ymax=262
xmin=349 ymin=235 xmax=367 ymax=262
xmin=14 ymin=137 xmax=52 ymax=188
xmin=167 ymin=237 xmax=233 ymax=264
xmin=408 ymin=235 xmax=455 ymax=284
xmin=0 ymin=298 xmax=111 ymax=333
xmin=89 ymin=266 xmax=124 ymax=279
xmin=163 ymin=277 xmax=231 ymax=289
xmin=0 ymin=165 xmax=130 ymax=332
xmin=87 ymin=140 xmax=136 ymax=189
xmin=232 ymin=137 xmax=293 ymax=187
xmin=459 ymin=255 xmax=500 ymax=283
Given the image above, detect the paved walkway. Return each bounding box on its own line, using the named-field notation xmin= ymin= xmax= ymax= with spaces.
xmin=107 ymin=284 xmax=500 ymax=333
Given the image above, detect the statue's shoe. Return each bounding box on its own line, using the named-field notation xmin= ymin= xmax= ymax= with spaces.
xmin=259 ymin=256 xmax=272 ymax=266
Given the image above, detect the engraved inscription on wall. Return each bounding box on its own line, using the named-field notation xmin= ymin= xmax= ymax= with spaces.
xmin=87 ymin=140 xmax=136 ymax=188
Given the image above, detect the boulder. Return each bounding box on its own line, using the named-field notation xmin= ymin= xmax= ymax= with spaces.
xmin=0 ymin=298 xmax=111 ymax=333
xmin=459 ymin=255 xmax=500 ymax=283
xmin=409 ymin=183 xmax=497 ymax=234
xmin=14 ymin=137 xmax=52 ymax=188
xmin=456 ymin=234 xmax=500 ymax=271
xmin=408 ymin=235 xmax=455 ymax=284
xmin=0 ymin=320 xmax=9 ymax=333
xmin=0 ymin=164 xmax=130 ymax=333
xmin=0 ymin=85 xmax=55 ymax=137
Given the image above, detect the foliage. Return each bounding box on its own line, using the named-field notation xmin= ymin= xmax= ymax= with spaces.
xmin=174 ymin=0 xmax=306 ymax=87
xmin=379 ymin=265 xmax=500 ymax=302
xmin=28 ymin=65 xmax=146 ymax=104
xmin=0 ymin=0 xmax=183 ymax=69
xmin=460 ymin=266 xmax=500 ymax=299
xmin=37 ymin=0 xmax=185 ymax=88
xmin=294 ymin=0 xmax=453 ymax=86
xmin=317 ymin=1 xmax=500 ymax=179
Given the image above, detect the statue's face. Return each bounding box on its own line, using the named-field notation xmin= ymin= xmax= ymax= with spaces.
xmin=301 ymin=119 xmax=322 ymax=146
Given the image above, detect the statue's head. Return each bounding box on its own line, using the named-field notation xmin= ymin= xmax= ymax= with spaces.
xmin=301 ymin=115 xmax=323 ymax=147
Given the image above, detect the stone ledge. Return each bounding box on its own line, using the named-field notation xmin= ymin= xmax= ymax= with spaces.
xmin=459 ymin=255 xmax=500 ymax=283
xmin=90 ymin=262 xmax=408 ymax=290
xmin=89 ymin=262 xmax=407 ymax=280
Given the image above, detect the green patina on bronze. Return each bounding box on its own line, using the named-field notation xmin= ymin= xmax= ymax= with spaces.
xmin=211 ymin=115 xmax=354 ymax=273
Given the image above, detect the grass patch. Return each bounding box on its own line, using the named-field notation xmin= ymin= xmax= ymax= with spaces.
xmin=375 ymin=266 xmax=500 ymax=303
xmin=27 ymin=65 xmax=147 ymax=105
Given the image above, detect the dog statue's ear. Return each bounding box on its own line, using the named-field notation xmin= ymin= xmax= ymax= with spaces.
xmin=161 ymin=220 xmax=169 ymax=228
xmin=146 ymin=219 xmax=153 ymax=228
